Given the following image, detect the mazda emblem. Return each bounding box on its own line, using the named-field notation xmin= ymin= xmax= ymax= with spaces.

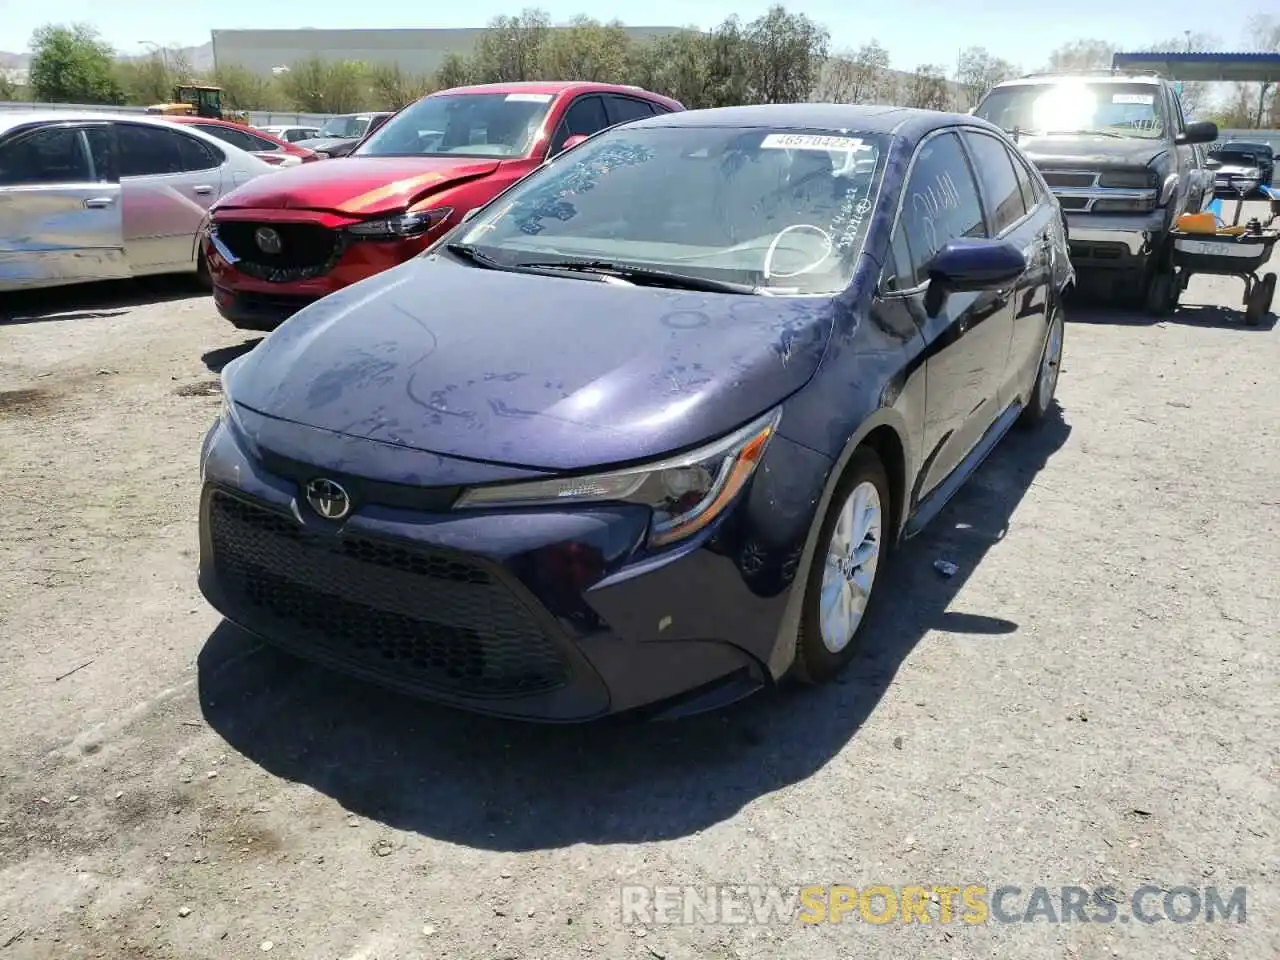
xmin=305 ymin=478 xmax=351 ymax=520
xmin=254 ymin=226 xmax=283 ymax=255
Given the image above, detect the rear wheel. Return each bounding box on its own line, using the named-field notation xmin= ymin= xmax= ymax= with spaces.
xmin=1144 ymin=266 xmax=1177 ymax=316
xmin=1018 ymin=303 xmax=1064 ymax=428
xmin=1260 ymin=272 xmax=1276 ymax=315
xmin=792 ymin=447 xmax=890 ymax=684
xmin=1245 ymin=275 xmax=1272 ymax=326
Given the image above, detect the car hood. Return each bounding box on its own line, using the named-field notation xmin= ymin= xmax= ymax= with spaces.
xmin=226 ymin=256 xmax=834 ymax=472
xmin=213 ymin=156 xmax=501 ymax=216
xmin=294 ymin=137 xmax=357 ymax=151
xmin=1016 ymin=134 xmax=1169 ymax=171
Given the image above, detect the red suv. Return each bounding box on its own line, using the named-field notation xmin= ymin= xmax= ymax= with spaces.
xmin=203 ymin=81 xmax=683 ymax=329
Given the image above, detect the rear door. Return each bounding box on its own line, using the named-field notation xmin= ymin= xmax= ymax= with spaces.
xmin=114 ymin=122 xmax=227 ymax=271
xmin=0 ymin=121 xmax=128 ymax=291
xmin=890 ymin=129 xmax=1013 ymax=499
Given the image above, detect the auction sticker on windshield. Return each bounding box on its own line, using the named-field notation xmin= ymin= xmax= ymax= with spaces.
xmin=760 ymin=134 xmax=869 ymax=152
xmin=1113 ymin=93 xmax=1155 ymax=105
xmin=506 ymin=93 xmax=554 ymax=102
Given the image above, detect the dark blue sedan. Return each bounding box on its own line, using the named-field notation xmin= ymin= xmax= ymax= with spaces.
xmin=198 ymin=103 xmax=1073 ymax=721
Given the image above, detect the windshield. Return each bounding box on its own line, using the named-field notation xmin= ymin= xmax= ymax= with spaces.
xmin=976 ymin=82 xmax=1166 ymax=140
xmin=319 ymin=115 xmax=371 ymax=139
xmin=452 ymin=126 xmax=888 ymax=296
xmin=356 ymin=92 xmax=554 ymax=159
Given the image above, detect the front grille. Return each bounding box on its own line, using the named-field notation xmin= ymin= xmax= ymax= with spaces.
xmin=207 ymin=490 xmax=571 ymax=698
xmin=214 ymin=221 xmax=346 ymax=283
xmin=1042 ymin=171 xmax=1097 ymax=189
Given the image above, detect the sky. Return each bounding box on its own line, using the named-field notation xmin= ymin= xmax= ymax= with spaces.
xmin=0 ymin=0 xmax=1265 ymax=73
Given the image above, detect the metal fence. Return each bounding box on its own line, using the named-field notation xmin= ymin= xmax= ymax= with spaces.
xmin=0 ymin=100 xmax=339 ymax=127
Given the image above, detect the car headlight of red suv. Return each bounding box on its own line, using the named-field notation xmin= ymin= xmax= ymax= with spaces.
xmin=346 ymin=208 xmax=453 ymax=240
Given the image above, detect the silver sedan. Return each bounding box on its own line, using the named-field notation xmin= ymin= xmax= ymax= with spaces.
xmin=0 ymin=111 xmax=275 ymax=293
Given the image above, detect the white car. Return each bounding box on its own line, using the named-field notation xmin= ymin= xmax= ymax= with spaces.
xmin=257 ymin=125 xmax=321 ymax=143
xmin=0 ymin=111 xmax=274 ymax=293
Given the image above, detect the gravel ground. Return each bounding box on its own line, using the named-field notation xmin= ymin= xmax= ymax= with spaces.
xmin=1 ymin=210 xmax=1277 ymax=960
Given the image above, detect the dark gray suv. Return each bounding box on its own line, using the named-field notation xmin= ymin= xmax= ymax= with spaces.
xmin=974 ymin=71 xmax=1218 ymax=314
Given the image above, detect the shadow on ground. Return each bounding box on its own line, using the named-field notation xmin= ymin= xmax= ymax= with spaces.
xmin=1066 ymin=285 xmax=1277 ymax=332
xmin=202 ymin=339 xmax=263 ymax=373
xmin=0 ymin=275 xmax=205 ymax=325
xmin=197 ymin=410 xmax=1071 ymax=851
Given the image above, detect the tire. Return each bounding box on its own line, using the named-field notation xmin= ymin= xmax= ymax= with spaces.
xmin=1018 ymin=302 xmax=1065 ymax=429
xmin=1261 ymin=272 xmax=1276 ymax=315
xmin=791 ymin=447 xmax=891 ymax=685
xmin=194 ymin=249 xmax=212 ymax=291
xmin=1244 ymin=278 xmax=1269 ymax=326
xmin=1144 ymin=267 xmax=1176 ymax=316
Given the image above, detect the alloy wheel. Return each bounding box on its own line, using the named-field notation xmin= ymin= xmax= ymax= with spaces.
xmin=819 ymin=481 xmax=883 ymax=653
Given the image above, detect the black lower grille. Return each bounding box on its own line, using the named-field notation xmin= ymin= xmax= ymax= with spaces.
xmin=1042 ymin=171 xmax=1096 ymax=189
xmin=207 ymin=491 xmax=571 ymax=698
xmin=214 ymin=221 xmax=345 ymax=282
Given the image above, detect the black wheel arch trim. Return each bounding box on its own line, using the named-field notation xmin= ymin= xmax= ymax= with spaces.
xmin=767 ymin=406 xmax=914 ymax=679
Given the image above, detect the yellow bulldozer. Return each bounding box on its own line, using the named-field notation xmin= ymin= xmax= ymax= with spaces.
xmin=145 ymin=84 xmax=250 ymax=125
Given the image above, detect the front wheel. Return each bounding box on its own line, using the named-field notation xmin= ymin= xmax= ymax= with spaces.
xmin=1144 ymin=266 xmax=1177 ymax=316
xmin=1018 ymin=304 xmax=1065 ymax=428
xmin=792 ymin=447 xmax=891 ymax=685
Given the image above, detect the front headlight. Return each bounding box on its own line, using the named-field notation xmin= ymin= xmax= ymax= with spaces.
xmin=454 ymin=407 xmax=782 ymax=548
xmin=346 ymin=208 xmax=453 ymax=240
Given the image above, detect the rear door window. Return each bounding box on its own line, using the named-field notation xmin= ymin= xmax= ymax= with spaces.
xmin=176 ymin=132 xmax=222 ymax=171
xmin=116 ymin=123 xmax=185 ymax=177
xmin=899 ymin=131 xmax=987 ymax=287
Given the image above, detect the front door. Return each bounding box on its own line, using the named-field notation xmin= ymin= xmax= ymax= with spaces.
xmin=0 ymin=122 xmax=128 ymax=291
xmin=894 ymin=129 xmax=1015 ymax=500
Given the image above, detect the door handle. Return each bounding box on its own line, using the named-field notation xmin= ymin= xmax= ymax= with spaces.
xmin=83 ymin=197 xmax=115 ymax=209
xmin=192 ymin=185 xmax=214 ymax=195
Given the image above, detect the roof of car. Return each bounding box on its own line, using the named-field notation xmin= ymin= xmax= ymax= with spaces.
xmin=431 ymin=80 xmax=683 ymax=109
xmin=166 ymin=116 xmax=243 ymax=129
xmin=0 ymin=110 xmax=228 ymax=137
xmin=993 ymin=73 xmax=1165 ymax=88
xmin=629 ymin=102 xmax=998 ymax=139
xmin=1216 ymin=140 xmax=1273 ymax=151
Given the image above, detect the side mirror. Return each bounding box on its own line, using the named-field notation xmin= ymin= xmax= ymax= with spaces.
xmin=1176 ymin=121 xmax=1218 ymax=146
xmin=924 ymin=239 xmax=1026 ymax=316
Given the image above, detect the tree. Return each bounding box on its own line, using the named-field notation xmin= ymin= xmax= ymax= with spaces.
xmin=817 ymin=40 xmax=891 ymax=104
xmin=213 ymin=63 xmax=285 ymax=111
xmin=627 ymin=30 xmax=710 ymax=108
xmin=701 ymin=16 xmax=751 ymax=108
xmin=741 ymin=5 xmax=829 ymax=103
xmin=278 ymin=56 xmax=370 ymax=113
xmin=0 ymin=72 xmax=17 ymax=101
xmin=1045 ymin=39 xmax=1115 ymax=72
xmin=369 ymin=63 xmax=434 ymax=110
xmin=471 ymin=8 xmax=551 ymax=82
xmin=433 ymin=52 xmax=474 ymax=91
xmin=115 ymin=52 xmax=176 ymax=106
xmin=541 ymin=16 xmax=632 ymax=82
xmin=903 ymin=64 xmax=949 ymax=110
xmin=1142 ymin=32 xmax=1219 ymax=117
xmin=954 ymin=46 xmax=1015 ymax=110
xmin=1244 ymin=14 xmax=1279 ymax=127
xmin=28 ymin=23 xmax=124 ymax=104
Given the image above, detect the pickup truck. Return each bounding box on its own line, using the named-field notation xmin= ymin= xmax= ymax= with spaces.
xmin=974 ymin=71 xmax=1218 ymax=314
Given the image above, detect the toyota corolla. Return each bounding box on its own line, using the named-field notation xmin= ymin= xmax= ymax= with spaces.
xmin=198 ymin=104 xmax=1073 ymax=721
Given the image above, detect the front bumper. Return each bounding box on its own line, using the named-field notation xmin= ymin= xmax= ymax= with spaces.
xmin=196 ymin=410 xmax=831 ymax=721
xmin=202 ymin=222 xmax=437 ymax=329
xmin=1063 ymin=208 xmax=1169 ymax=271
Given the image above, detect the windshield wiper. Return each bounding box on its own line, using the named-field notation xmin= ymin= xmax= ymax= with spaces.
xmin=513 ymin=259 xmax=759 ymax=295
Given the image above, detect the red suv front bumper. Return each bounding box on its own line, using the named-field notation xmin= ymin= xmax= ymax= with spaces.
xmin=203 ymin=210 xmax=443 ymax=330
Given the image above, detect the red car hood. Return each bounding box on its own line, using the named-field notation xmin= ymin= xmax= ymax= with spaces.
xmin=213 ymin=156 xmax=502 ymax=216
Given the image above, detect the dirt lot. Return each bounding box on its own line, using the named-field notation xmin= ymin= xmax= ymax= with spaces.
xmin=1 ymin=215 xmax=1277 ymax=960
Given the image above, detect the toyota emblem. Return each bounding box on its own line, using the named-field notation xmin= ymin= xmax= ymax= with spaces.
xmin=254 ymin=226 xmax=283 ymax=255
xmin=305 ymin=478 xmax=351 ymax=520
